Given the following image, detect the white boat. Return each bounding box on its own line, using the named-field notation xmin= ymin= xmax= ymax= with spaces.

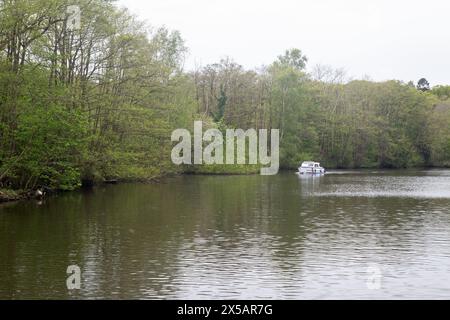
xmin=298 ymin=161 xmax=325 ymax=174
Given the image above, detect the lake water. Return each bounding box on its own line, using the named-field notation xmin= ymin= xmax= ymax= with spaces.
xmin=1 ymin=170 xmax=450 ymax=299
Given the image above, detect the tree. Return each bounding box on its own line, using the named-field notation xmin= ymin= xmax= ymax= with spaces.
xmin=417 ymin=78 xmax=430 ymax=91
xmin=0 ymin=0 xmax=193 ymax=190
xmin=213 ymin=85 xmax=227 ymax=122
xmin=276 ymin=48 xmax=308 ymax=71
xmin=431 ymin=85 xmax=450 ymax=100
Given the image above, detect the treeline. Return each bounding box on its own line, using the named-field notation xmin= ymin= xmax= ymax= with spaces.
xmin=1 ymin=0 xmax=450 ymax=194
xmin=192 ymin=54 xmax=450 ymax=169
xmin=0 ymin=0 xmax=195 ymax=192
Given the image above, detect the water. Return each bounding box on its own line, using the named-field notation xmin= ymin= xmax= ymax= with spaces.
xmin=1 ymin=170 xmax=450 ymax=299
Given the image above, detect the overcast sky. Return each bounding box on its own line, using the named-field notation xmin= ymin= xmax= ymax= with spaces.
xmin=118 ymin=0 xmax=450 ymax=85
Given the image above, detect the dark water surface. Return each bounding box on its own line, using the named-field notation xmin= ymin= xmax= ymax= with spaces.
xmin=1 ymin=170 xmax=450 ymax=299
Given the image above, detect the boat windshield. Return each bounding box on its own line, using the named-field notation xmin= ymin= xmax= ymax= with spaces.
xmin=301 ymin=162 xmax=315 ymax=167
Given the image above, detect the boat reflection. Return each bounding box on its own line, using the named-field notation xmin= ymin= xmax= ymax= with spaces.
xmin=296 ymin=172 xmax=324 ymax=196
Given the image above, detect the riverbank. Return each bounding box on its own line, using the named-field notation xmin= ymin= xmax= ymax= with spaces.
xmin=2 ymin=166 xmax=449 ymax=204
xmin=185 ymin=164 xmax=260 ymax=175
xmin=0 ymin=189 xmax=23 ymax=203
xmin=0 ymin=165 xmax=259 ymax=203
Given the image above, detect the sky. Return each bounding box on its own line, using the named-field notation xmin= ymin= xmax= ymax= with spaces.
xmin=118 ymin=0 xmax=450 ymax=85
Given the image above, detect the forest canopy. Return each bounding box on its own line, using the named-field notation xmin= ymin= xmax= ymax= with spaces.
xmin=1 ymin=0 xmax=450 ymax=193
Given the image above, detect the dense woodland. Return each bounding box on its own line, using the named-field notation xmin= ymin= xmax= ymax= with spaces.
xmin=1 ymin=0 xmax=450 ymax=195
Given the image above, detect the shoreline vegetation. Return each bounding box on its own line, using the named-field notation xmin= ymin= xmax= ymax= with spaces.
xmin=2 ymin=166 xmax=450 ymax=204
xmin=1 ymin=1 xmax=450 ymax=203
